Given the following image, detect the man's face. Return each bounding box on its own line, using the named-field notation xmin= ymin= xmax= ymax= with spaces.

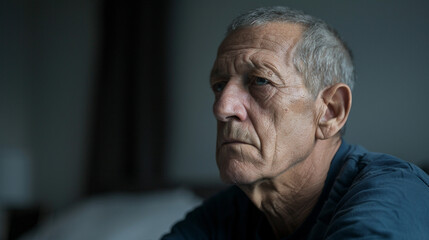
xmin=210 ymin=22 xmax=320 ymax=185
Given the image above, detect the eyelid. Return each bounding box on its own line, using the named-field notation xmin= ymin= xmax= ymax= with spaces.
xmin=211 ymin=80 xmax=227 ymax=92
xmin=248 ymin=75 xmax=272 ymax=85
xmin=210 ymin=76 xmax=222 ymax=86
xmin=252 ymin=73 xmax=288 ymax=88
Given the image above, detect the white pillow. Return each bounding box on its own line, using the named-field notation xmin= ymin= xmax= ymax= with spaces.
xmin=20 ymin=189 xmax=202 ymax=240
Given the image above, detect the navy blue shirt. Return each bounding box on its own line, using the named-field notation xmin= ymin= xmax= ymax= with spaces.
xmin=162 ymin=141 xmax=429 ymax=239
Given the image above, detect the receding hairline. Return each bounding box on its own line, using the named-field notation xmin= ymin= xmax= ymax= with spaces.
xmin=226 ymin=6 xmax=321 ymax=34
xmin=219 ymin=22 xmax=306 ymax=54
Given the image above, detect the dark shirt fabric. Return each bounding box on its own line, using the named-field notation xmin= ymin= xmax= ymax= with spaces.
xmin=162 ymin=141 xmax=429 ymax=239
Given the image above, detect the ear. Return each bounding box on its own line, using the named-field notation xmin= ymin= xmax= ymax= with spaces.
xmin=315 ymin=83 xmax=352 ymax=140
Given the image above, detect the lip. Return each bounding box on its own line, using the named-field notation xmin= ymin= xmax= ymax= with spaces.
xmin=221 ymin=139 xmax=249 ymax=146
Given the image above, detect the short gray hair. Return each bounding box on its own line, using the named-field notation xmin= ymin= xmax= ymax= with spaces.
xmin=227 ymin=6 xmax=355 ymax=97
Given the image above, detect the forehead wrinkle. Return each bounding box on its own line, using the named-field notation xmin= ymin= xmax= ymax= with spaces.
xmin=259 ymin=36 xmax=291 ymax=53
xmin=214 ymin=23 xmax=303 ymax=84
xmin=211 ymin=56 xmax=232 ymax=79
xmin=235 ymin=50 xmax=257 ymax=74
xmin=213 ymin=51 xmax=293 ymax=87
xmin=219 ymin=36 xmax=289 ymax=54
xmin=222 ymin=49 xmax=287 ymax=73
xmin=213 ymin=50 xmax=257 ymax=77
xmin=249 ymin=54 xmax=284 ymax=80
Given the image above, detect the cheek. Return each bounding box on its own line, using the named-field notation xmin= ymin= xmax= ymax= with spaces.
xmin=269 ymin=95 xmax=317 ymax=158
xmin=248 ymin=106 xmax=279 ymax=161
xmin=216 ymin=143 xmax=267 ymax=183
xmin=249 ymin=85 xmax=277 ymax=105
xmin=279 ymin=96 xmax=317 ymax=135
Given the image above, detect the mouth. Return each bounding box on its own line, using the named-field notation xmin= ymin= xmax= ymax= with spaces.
xmin=221 ymin=139 xmax=249 ymax=146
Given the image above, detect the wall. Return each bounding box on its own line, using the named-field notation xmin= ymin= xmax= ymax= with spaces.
xmin=165 ymin=0 xmax=429 ymax=185
xmin=0 ymin=0 xmax=98 ymax=210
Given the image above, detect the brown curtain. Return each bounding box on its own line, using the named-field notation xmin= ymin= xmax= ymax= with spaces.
xmin=86 ymin=0 xmax=169 ymax=195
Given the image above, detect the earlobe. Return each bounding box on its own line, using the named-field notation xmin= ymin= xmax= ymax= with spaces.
xmin=316 ymin=83 xmax=352 ymax=140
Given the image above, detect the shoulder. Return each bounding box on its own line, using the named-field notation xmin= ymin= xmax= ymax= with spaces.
xmin=344 ymin=149 xmax=429 ymax=201
xmin=325 ymin=146 xmax=429 ymax=239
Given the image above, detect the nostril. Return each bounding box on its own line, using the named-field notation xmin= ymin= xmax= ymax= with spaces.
xmin=226 ymin=115 xmax=240 ymax=121
xmin=213 ymin=97 xmax=247 ymax=122
xmin=213 ymin=99 xmax=231 ymax=122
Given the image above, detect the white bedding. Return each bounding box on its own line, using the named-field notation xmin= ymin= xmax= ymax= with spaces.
xmin=20 ymin=189 xmax=202 ymax=240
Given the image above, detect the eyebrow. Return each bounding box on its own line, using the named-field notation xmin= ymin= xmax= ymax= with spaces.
xmin=253 ymin=62 xmax=281 ymax=78
xmin=209 ymin=70 xmax=228 ymax=87
xmin=209 ymin=52 xmax=287 ymax=85
xmin=209 ymin=69 xmax=227 ymax=79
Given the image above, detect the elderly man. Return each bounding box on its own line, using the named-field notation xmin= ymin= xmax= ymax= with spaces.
xmin=163 ymin=6 xmax=429 ymax=239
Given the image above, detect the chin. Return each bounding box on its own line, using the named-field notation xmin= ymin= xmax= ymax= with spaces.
xmin=218 ymin=159 xmax=261 ymax=185
xmin=220 ymin=172 xmax=255 ymax=185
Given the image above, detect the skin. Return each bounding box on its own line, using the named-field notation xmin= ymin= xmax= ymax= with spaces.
xmin=210 ymin=22 xmax=352 ymax=238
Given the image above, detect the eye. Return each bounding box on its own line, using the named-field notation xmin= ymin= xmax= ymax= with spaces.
xmin=212 ymin=81 xmax=227 ymax=92
xmin=254 ymin=77 xmax=269 ymax=86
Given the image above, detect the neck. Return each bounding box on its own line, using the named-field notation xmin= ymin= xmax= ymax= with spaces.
xmin=239 ymin=138 xmax=341 ymax=238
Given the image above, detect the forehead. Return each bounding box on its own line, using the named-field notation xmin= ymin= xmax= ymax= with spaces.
xmin=218 ymin=22 xmax=303 ymax=57
xmin=213 ymin=22 xmax=303 ymax=76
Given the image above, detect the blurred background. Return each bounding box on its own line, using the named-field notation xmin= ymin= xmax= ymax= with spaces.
xmin=1 ymin=0 xmax=428 ymax=239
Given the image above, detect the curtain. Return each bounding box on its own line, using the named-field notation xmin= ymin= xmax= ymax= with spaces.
xmin=86 ymin=0 xmax=169 ymax=195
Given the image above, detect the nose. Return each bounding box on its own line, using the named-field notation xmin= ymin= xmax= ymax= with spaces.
xmin=213 ymin=81 xmax=248 ymax=122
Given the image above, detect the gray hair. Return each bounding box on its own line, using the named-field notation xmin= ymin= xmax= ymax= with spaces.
xmin=227 ymin=6 xmax=355 ymax=97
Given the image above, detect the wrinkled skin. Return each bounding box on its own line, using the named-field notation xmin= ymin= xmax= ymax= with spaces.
xmin=211 ymin=23 xmax=321 ymax=185
xmin=210 ymin=22 xmax=351 ymax=238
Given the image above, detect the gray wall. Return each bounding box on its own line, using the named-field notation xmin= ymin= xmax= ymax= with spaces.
xmin=165 ymin=0 xmax=429 ymax=185
xmin=1 ymin=0 xmax=98 ymax=210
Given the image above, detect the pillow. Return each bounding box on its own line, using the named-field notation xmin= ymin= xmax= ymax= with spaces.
xmin=20 ymin=189 xmax=202 ymax=240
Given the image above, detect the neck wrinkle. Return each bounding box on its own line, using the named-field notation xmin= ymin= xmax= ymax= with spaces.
xmin=239 ymin=138 xmax=342 ymax=238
